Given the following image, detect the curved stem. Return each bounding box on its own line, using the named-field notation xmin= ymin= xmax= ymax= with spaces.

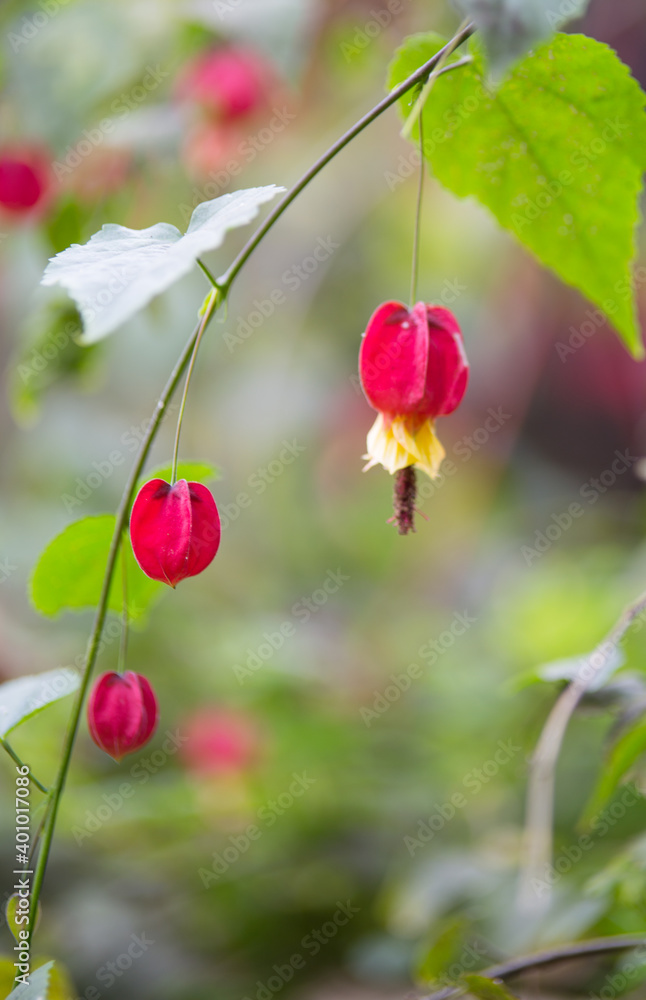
xmin=170 ymin=290 xmax=218 ymax=484
xmin=518 ymin=589 xmax=646 ymax=913
xmin=424 ymin=934 xmax=646 ymax=1000
xmin=26 ymin=23 xmax=475 ymax=950
xmin=218 ymin=23 xmax=475 ymax=292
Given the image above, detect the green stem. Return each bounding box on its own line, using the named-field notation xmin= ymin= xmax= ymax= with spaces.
xmin=116 ymin=534 xmax=129 ymax=675
xmin=218 ymin=23 xmax=475 ymax=292
xmin=27 ymin=316 xmax=204 ymax=946
xmin=26 ymin=22 xmax=475 ymax=951
xmin=170 ymin=290 xmax=218 ymax=484
xmin=409 ymin=111 xmax=425 ymax=306
xmin=1 ymin=740 xmax=49 ymax=794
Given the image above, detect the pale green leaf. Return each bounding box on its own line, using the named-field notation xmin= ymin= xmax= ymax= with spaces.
xmin=4 ymin=960 xmax=53 ymax=999
xmin=41 ymin=186 xmax=284 ymax=343
xmin=389 ymin=33 xmax=646 ymax=356
xmin=0 ymin=668 xmax=80 ymax=739
xmin=30 ymin=515 xmax=162 ymax=620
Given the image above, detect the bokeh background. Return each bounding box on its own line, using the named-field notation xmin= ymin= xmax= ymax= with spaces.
xmin=2 ymin=1 xmax=646 ymax=998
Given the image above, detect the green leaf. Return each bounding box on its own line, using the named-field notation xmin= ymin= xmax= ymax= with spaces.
xmin=4 ymin=959 xmax=53 ymax=999
xmin=453 ymin=0 xmax=591 ymax=75
xmin=581 ymin=715 xmax=646 ymax=824
xmin=0 ymin=668 xmax=80 ymax=739
xmin=140 ymin=461 xmax=219 ymax=489
xmin=30 ymin=515 xmax=162 ymax=620
xmin=41 ymin=186 xmax=284 ymax=344
xmin=462 ymin=974 xmax=518 ymax=1000
xmin=389 ymin=33 xmax=646 ymax=356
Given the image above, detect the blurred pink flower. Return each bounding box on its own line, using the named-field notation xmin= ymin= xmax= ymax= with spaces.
xmin=181 ymin=708 xmax=260 ymax=776
xmin=176 ymin=46 xmax=277 ymax=122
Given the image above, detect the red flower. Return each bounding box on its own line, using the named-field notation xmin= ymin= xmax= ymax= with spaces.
xmin=88 ymin=671 xmax=158 ymax=761
xmin=130 ymin=479 xmax=221 ymax=587
xmin=0 ymin=146 xmax=51 ymax=215
xmin=176 ymin=47 xmax=275 ymax=122
xmin=359 ymin=301 xmax=468 ymax=479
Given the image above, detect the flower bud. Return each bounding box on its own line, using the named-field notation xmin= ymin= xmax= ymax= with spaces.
xmin=130 ymin=479 xmax=221 ymax=587
xmin=0 ymin=146 xmax=51 ymax=215
xmin=176 ymin=46 xmax=276 ymax=121
xmin=87 ymin=671 xmax=158 ymax=761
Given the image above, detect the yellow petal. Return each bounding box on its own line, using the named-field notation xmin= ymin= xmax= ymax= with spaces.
xmin=363 ymin=414 xmax=445 ymax=479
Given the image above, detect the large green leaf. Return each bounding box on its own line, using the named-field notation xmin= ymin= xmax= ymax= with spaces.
xmin=30 ymin=515 xmax=161 ymax=620
xmin=582 ymin=715 xmax=646 ymax=824
xmin=454 ymin=0 xmax=591 ymax=75
xmin=41 ymin=186 xmax=284 ymax=343
xmin=389 ymin=33 xmax=646 ymax=356
xmin=0 ymin=668 xmax=80 ymax=739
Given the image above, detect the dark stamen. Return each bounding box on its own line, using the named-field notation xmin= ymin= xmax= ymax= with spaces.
xmin=393 ymin=466 xmax=417 ymax=535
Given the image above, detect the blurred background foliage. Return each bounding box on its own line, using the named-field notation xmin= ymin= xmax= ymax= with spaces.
xmin=2 ymin=1 xmax=646 ymax=998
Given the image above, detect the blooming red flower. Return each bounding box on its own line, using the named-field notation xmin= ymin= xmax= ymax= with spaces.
xmin=176 ymin=47 xmax=275 ymax=121
xmin=87 ymin=671 xmax=158 ymax=761
xmin=130 ymin=479 xmax=221 ymax=587
xmin=359 ymin=301 xmax=468 ymax=479
xmin=181 ymin=708 xmax=260 ymax=777
xmin=0 ymin=146 xmax=50 ymax=215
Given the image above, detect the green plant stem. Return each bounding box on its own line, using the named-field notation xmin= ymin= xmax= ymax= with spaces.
xmin=26 ymin=22 xmax=475 ymax=953
xmin=116 ymin=533 xmax=129 ymax=675
xmin=409 ymin=111 xmax=425 ymax=306
xmin=423 ymin=934 xmax=646 ymax=1000
xmin=26 ymin=316 xmax=204 ymax=948
xmin=170 ymin=289 xmax=218 ymax=484
xmin=0 ymin=740 xmax=48 ymax=794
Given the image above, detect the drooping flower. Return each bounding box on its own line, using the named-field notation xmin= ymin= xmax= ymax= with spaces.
xmin=359 ymin=301 xmax=468 ymax=480
xmin=87 ymin=671 xmax=158 ymax=761
xmin=130 ymin=479 xmax=221 ymax=587
xmin=0 ymin=146 xmax=51 ymax=215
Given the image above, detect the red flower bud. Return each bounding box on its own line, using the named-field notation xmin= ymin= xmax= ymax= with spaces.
xmin=87 ymin=671 xmax=158 ymax=761
xmin=180 ymin=707 xmax=260 ymax=777
xmin=359 ymin=301 xmax=468 ymax=479
xmin=130 ymin=479 xmax=221 ymax=587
